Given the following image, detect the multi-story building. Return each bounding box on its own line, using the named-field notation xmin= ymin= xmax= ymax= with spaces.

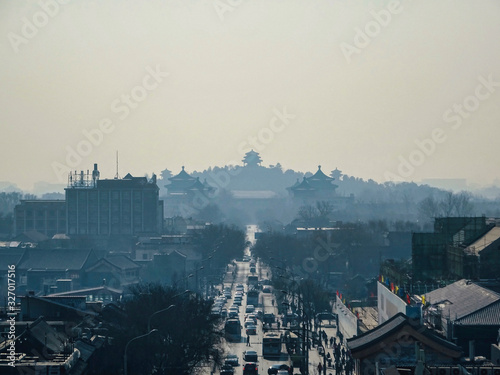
xmin=412 ymin=217 xmax=493 ymax=282
xmin=65 ymin=164 xmax=163 ymax=236
xmin=14 ymin=199 xmax=66 ymax=237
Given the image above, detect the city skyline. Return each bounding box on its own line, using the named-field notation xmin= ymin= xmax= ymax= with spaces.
xmin=1 ymin=0 xmax=500 ymax=191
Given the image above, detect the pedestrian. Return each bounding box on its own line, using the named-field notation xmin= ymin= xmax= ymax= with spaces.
xmin=277 ymin=321 xmax=281 ymax=330
xmin=330 ymin=337 xmax=333 ymax=347
xmin=318 ymin=363 xmax=323 ymax=373
xmin=246 ymin=335 xmax=250 ymax=346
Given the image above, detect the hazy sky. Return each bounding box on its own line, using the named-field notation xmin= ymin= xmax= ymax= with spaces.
xmin=1 ymin=0 xmax=500 ymax=191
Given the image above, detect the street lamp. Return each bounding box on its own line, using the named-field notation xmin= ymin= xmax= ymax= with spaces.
xmin=147 ymin=304 xmax=175 ymax=332
xmin=283 ymin=290 xmax=309 ymax=375
xmin=124 ymin=329 xmax=158 ymax=375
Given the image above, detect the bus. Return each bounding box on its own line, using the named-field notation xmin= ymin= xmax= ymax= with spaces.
xmin=262 ymin=332 xmax=282 ymax=358
xmin=224 ymin=318 xmax=242 ymax=342
xmin=247 ymin=275 xmax=258 ymax=288
xmin=246 ymin=289 xmax=259 ymax=307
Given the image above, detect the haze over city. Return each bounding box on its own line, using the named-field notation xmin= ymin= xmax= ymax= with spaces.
xmin=1 ymin=0 xmax=500 ymax=192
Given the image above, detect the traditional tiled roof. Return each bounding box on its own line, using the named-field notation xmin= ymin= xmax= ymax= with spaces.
xmin=307 ymin=165 xmax=334 ymax=182
xmin=105 ymin=255 xmax=140 ymax=270
xmin=169 ymin=166 xmax=195 ymax=182
xmin=425 ymin=279 xmax=500 ymax=322
xmin=347 ymin=312 xmax=461 ymax=355
xmin=17 ymin=249 xmax=96 ymax=271
xmin=348 ymin=313 xmax=407 ymax=351
xmin=454 ymin=300 xmax=500 ymax=326
xmin=290 ymin=177 xmax=315 ymax=191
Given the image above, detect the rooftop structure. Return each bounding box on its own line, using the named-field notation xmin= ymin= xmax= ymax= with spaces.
xmin=242 ymin=149 xmax=262 ymax=167
xmin=65 ymin=163 xmax=163 ymax=236
xmin=288 ymin=165 xmax=338 ymax=200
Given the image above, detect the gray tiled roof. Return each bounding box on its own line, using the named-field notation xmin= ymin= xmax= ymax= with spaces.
xmin=425 ymin=279 xmax=500 ymax=321
xmin=106 ymin=255 xmax=140 ymax=270
xmin=347 ymin=313 xmax=461 ymax=354
xmin=17 ymin=248 xmax=94 ymax=271
xmin=347 ymin=313 xmax=407 ymax=351
xmin=454 ymin=300 xmax=500 ymax=325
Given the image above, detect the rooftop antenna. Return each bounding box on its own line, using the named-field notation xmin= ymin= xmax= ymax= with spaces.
xmin=114 ymin=151 xmax=120 ymax=179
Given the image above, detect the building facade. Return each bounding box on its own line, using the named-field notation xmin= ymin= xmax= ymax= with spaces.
xmin=65 ymin=164 xmax=163 ymax=236
xmin=14 ymin=200 xmax=66 ymax=237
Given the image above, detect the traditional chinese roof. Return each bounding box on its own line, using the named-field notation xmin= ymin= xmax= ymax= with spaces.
xmin=242 ymin=150 xmax=262 ymax=166
xmin=169 ymin=166 xmax=195 ymax=182
xmin=17 ymin=248 xmax=97 ymax=271
xmin=288 ymin=166 xmax=338 ymax=194
xmin=290 ymin=177 xmax=315 ymax=192
xmin=166 ymin=168 xmax=215 ymax=195
xmin=308 ymin=165 xmax=334 ymax=182
xmin=347 ymin=312 xmax=462 ymax=358
xmin=425 ymin=279 xmax=500 ymax=323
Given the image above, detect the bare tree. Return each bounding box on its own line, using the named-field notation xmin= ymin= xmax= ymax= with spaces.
xmin=439 ymin=191 xmax=456 ymax=217
xmin=454 ymin=191 xmax=474 ymax=216
xmin=418 ymin=196 xmax=440 ymax=219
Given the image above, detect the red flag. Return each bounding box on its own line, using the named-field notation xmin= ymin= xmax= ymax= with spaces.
xmin=406 ymin=293 xmax=411 ymax=304
xmin=336 ymin=290 xmax=339 ymax=296
xmin=390 ymin=282 xmax=394 ymax=292
xmin=340 ymin=293 xmax=342 ymax=300
xmin=378 ymin=275 xmax=382 ymax=282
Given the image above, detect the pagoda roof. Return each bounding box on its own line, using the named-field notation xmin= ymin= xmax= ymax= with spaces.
xmin=306 ymin=165 xmax=334 ymax=182
xmin=290 ymin=177 xmax=315 ymax=191
xmin=245 ymin=150 xmax=260 ymax=157
xmin=169 ymin=166 xmax=196 ymax=182
xmin=188 ymin=177 xmax=215 ymax=192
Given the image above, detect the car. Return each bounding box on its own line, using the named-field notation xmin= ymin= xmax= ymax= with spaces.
xmin=246 ymin=324 xmax=257 ymax=335
xmin=236 ymin=284 xmax=245 ymax=292
xmin=263 ymin=313 xmax=275 ymax=324
xmin=244 ymin=319 xmax=255 ymax=328
xmin=243 ymin=363 xmax=258 ymax=375
xmin=233 ymin=298 xmax=242 ymax=306
xmin=268 ymin=364 xmax=291 ymax=375
xmin=276 ymin=371 xmax=289 ymax=375
xmin=224 ymin=354 xmax=239 ymax=367
xmin=220 ymin=308 xmax=227 ymax=318
xmin=262 ymin=286 xmax=272 ymax=293
xmin=245 ymin=314 xmax=257 ymax=324
xmin=245 ymin=305 xmax=255 ymax=314
xmin=243 ymin=350 xmax=258 ymax=362
xmin=220 ymin=364 xmax=235 ymax=375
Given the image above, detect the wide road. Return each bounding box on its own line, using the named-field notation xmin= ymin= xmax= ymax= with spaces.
xmin=218 ymin=225 xmax=292 ymax=375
